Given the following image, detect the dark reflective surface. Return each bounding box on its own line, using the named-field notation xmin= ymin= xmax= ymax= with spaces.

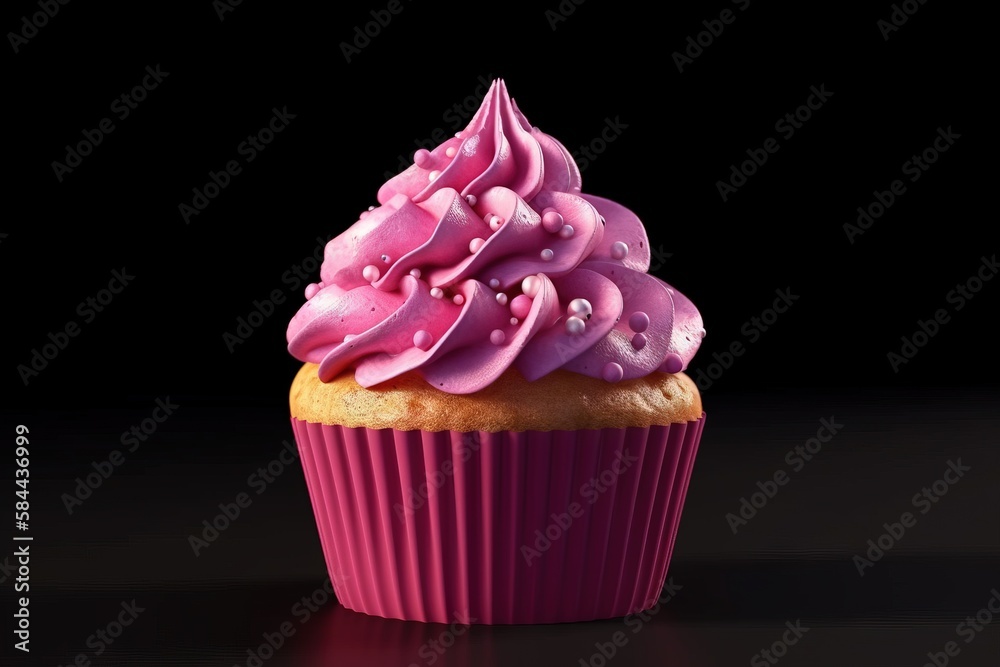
xmin=10 ymin=391 xmax=999 ymax=665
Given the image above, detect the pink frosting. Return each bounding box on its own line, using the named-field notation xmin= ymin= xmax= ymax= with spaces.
xmin=287 ymin=80 xmax=704 ymax=394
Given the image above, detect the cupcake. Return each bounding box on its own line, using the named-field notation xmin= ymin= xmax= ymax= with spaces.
xmin=287 ymin=80 xmax=706 ymax=625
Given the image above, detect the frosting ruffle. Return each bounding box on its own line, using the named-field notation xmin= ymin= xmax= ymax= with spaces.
xmin=287 ymin=80 xmax=703 ymax=393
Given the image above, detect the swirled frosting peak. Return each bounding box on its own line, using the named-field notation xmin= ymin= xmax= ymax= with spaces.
xmin=287 ymin=79 xmax=704 ymax=394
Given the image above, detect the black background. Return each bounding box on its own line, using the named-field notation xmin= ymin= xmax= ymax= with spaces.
xmin=4 ymin=1 xmax=997 ymax=666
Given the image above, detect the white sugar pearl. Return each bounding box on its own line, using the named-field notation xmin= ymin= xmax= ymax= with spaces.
xmin=565 ymin=316 xmax=586 ymax=335
xmin=521 ymin=275 xmax=541 ymax=297
xmin=567 ymin=298 xmax=593 ymax=319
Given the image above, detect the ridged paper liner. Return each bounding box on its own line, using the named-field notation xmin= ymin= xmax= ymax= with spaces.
xmin=291 ymin=415 xmax=705 ymax=624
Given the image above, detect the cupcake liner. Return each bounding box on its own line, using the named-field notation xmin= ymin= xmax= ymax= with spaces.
xmin=290 ymin=415 xmax=705 ymax=625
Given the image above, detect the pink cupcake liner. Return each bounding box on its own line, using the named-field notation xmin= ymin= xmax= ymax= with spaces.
xmin=290 ymin=415 xmax=705 ymax=625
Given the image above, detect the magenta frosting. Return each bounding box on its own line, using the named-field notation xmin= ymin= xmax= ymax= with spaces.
xmin=287 ymin=80 xmax=704 ymax=394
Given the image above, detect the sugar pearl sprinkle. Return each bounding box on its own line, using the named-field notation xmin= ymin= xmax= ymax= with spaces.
xmin=428 ymin=170 xmax=440 ymax=182
xmin=510 ymin=294 xmax=532 ymax=319
xmin=540 ymin=248 xmax=554 ymax=261
xmin=469 ymin=238 xmax=485 ymax=253
xmin=362 ymin=265 xmax=380 ymax=282
xmin=446 ymin=146 xmax=457 ymax=158
xmin=430 ymin=287 xmax=444 ymax=299
xmin=521 ymin=275 xmax=541 ymax=297
xmin=602 ymin=362 xmax=624 ymax=383
xmin=413 ymin=330 xmax=433 ymax=351
xmin=628 ymin=311 xmax=649 ymax=333
xmin=465 ymin=194 xmax=478 ymax=206
xmin=489 ymin=215 xmax=504 ymax=231
xmin=541 ymin=209 xmax=564 ymax=233
xmin=631 ymin=333 xmax=647 ymax=350
xmin=452 ymin=294 xmax=465 ymax=306
xmin=661 ymin=353 xmax=684 ymax=374
xmin=510 ymin=317 xmax=519 ymax=325
xmin=304 ymin=283 xmax=320 ymax=299
xmin=488 ymin=278 xmax=500 ymax=289
xmin=414 ymin=149 xmax=432 ymax=167
xmin=409 ymin=268 xmax=422 ymax=279
xmin=490 ymin=329 xmax=505 ymax=345
xmin=496 ymin=292 xmax=508 ymax=306
xmin=381 ymin=254 xmax=391 ymax=263
xmin=567 ymin=298 xmax=593 ymax=320
xmin=610 ymin=241 xmax=629 ymax=260
xmin=565 ymin=316 xmax=586 ymax=335
xmin=559 ymin=225 xmax=575 ymax=239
